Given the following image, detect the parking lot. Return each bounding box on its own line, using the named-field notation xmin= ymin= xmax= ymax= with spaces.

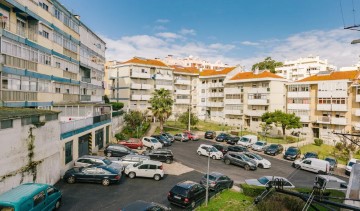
xmin=56 ymin=137 xmax=349 ymax=210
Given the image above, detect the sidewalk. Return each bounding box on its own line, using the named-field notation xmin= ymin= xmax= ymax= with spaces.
xmin=144 ymin=122 xmax=160 ymax=136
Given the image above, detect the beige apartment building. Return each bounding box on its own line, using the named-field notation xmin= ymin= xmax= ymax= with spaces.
xmin=287 ymin=70 xmax=360 ymax=142
xmin=224 ymin=71 xmax=288 ymax=131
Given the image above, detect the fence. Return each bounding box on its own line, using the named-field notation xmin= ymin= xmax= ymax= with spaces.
xmin=60 ymin=117 xmax=93 ymax=134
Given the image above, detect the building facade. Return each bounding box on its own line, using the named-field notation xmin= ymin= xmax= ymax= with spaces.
xmin=275 ymin=56 xmax=336 ymax=81
xmin=162 ymin=55 xmax=229 ymax=70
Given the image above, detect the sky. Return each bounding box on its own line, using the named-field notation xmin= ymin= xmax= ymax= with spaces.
xmin=60 ymin=0 xmax=360 ymax=70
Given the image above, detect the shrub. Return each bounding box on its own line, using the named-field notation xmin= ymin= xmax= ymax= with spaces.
xmin=256 ymin=192 xmax=304 ymax=211
xmin=314 ymin=138 xmax=324 ymax=146
xmin=286 ymin=136 xmax=298 ymax=143
xmin=111 ymin=102 xmax=124 ymax=111
xmin=240 ymin=184 xmax=265 ymax=197
xmin=115 ymin=133 xmax=128 ymax=141
xmin=335 ymin=142 xmax=344 ymax=151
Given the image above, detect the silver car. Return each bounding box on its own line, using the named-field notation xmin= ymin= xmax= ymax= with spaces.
xmin=251 ymin=141 xmax=267 ymax=151
xmin=114 ymin=154 xmax=150 ymax=167
xmin=245 ymin=176 xmax=295 ymax=188
xmin=74 ymin=155 xmax=124 ymax=172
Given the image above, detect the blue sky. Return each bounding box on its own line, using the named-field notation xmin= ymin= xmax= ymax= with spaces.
xmin=60 ymin=0 xmax=360 ymax=69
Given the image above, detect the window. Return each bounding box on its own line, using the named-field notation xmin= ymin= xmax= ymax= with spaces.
xmin=47 ymin=187 xmax=56 ymax=196
xmin=0 ymin=119 xmax=13 ymax=129
xmin=54 ymin=8 xmax=61 ymax=19
xmin=16 ymin=19 xmax=26 ymax=37
xmin=42 ymin=30 xmax=49 ymax=39
xmin=139 ymin=165 xmax=149 ymax=169
xmin=21 ymin=116 xmax=39 ymax=126
xmin=149 ymin=165 xmax=157 ymax=170
xmin=41 ymin=2 xmax=49 ymax=11
xmin=65 ymin=141 xmax=73 ymax=164
xmin=55 ymin=88 xmax=61 ymax=93
xmin=33 ymin=191 xmax=45 ymax=207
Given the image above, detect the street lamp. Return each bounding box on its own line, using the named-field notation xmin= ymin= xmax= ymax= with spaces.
xmin=205 ymin=148 xmax=210 ymax=206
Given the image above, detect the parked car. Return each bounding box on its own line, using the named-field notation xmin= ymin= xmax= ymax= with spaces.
xmin=205 ymin=131 xmax=217 ymax=139
xmin=315 ymin=175 xmax=348 ymax=191
xmin=167 ymin=181 xmax=206 ymax=209
xmin=293 ymin=158 xmax=330 ymax=174
xmin=226 ymin=135 xmax=240 ymax=145
xmin=124 ymin=160 xmax=164 ymax=181
xmin=215 ymin=133 xmax=231 ymax=142
xmin=212 ymin=144 xmax=228 ymax=154
xmin=227 ymin=145 xmax=248 ymax=153
xmin=264 ymin=144 xmax=284 ymax=156
xmin=324 ymin=157 xmax=337 ymax=171
xmin=142 ymin=149 xmax=174 ymax=164
xmin=151 ymin=135 xmax=172 ymax=147
xmin=122 ymin=200 xmax=171 ymax=211
xmin=104 ymin=144 xmax=136 ymax=157
xmin=118 ymin=138 xmax=143 ymax=150
xmin=237 ymin=135 xmax=258 ymax=147
xmin=63 ymin=165 xmax=122 ymax=186
xmin=173 ymin=133 xmax=189 ymax=142
xmin=245 ymin=176 xmax=295 ymax=188
xmin=197 ymin=144 xmax=223 ymax=160
xmin=303 ymin=152 xmax=319 ymax=159
xmin=0 ymin=183 xmax=62 ymax=211
xmin=283 ymin=147 xmax=301 ymax=161
xmin=115 ymin=154 xmax=150 ymax=167
xmin=162 ymin=133 xmax=175 ymax=142
xmin=199 ymin=172 xmax=234 ymax=191
xmin=251 ymin=141 xmax=268 ymax=151
xmin=345 ymin=158 xmax=359 ymax=176
xmin=74 ymin=155 xmax=124 ymax=172
xmin=243 ymin=152 xmax=271 ymax=169
xmin=183 ymin=131 xmax=200 ymax=141
xmin=223 ymin=152 xmax=257 ymax=170
xmin=142 ymin=137 xmax=163 ymax=149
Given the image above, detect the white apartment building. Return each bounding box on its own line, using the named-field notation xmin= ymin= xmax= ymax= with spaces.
xmin=224 ymin=71 xmax=288 ymax=131
xmin=109 ymin=57 xmax=173 ymax=112
xmin=162 ymin=55 xmax=229 ymax=70
xmin=275 ymin=56 xmax=336 ymax=81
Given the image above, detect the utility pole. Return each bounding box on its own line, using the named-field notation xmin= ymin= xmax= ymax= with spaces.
xmin=188 ymin=76 xmax=192 ymax=131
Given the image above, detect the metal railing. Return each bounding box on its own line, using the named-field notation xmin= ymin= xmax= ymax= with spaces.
xmin=93 ymin=113 xmax=111 ymax=124
xmin=60 ymin=117 xmax=93 ymax=134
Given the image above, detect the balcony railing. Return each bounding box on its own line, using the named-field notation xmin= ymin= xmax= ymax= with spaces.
xmin=317 ymin=116 xmax=331 ymax=124
xmin=1 ymin=90 xmax=37 ymax=101
xmin=174 ymin=79 xmax=191 ymax=85
xmin=287 ymin=104 xmax=310 ymax=110
xmin=175 ymin=99 xmax=190 ymax=104
xmin=245 ymin=110 xmax=266 ymax=117
xmin=353 ymin=108 xmax=360 ymax=116
xmin=287 ymin=91 xmax=310 ymax=98
xmin=174 ymin=89 xmax=190 ymax=95
xmin=247 ymin=99 xmax=269 ymax=105
xmin=224 ymin=87 xmax=242 ymax=94
xmin=141 ymin=84 xmax=153 ymax=89
xmin=63 ymin=94 xmax=79 ymax=102
xmin=207 ymin=102 xmax=224 ymax=107
xmin=93 ymin=113 xmax=111 ymax=124
xmin=208 ymin=92 xmax=224 ymax=98
xmin=60 ymin=117 xmax=93 ymax=134
xmin=248 ymin=87 xmax=269 ymax=94
xmin=131 ymin=83 xmax=142 ymax=89
xmin=224 ymin=109 xmax=242 ymax=115
xmin=130 ymin=72 xmax=151 ymax=79
xmin=224 ymin=99 xmax=242 ymax=104
xmin=80 ymin=95 xmax=91 ymax=101
xmin=155 ymin=85 xmax=173 ymax=90
xmin=81 ymin=77 xmax=91 ymax=83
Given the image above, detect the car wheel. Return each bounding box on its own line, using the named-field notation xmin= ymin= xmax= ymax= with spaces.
xmin=212 ymin=155 xmax=216 ymax=160
xmin=294 ymin=164 xmax=300 ymax=169
xmin=102 ymin=178 xmax=110 ymax=186
xmin=128 ymin=172 xmax=136 ymax=179
xmin=106 ymin=152 xmax=112 ymax=157
xmin=197 ymin=151 xmax=202 ymax=156
xmin=228 ymin=182 xmax=234 ymax=189
xmin=151 ymin=146 xmax=154 ymax=150
xmin=67 ymin=176 xmax=75 ymax=184
xmin=137 ymin=146 xmax=142 ymax=150
xmin=55 ymin=199 xmax=61 ymax=210
xmin=244 ymin=165 xmax=250 ymax=171
xmin=154 ymin=174 xmax=161 ymax=181
xmin=258 ymin=164 xmax=264 ymax=168
xmin=224 ymin=159 xmax=231 ymax=165
xmin=191 ymin=201 xmax=196 ymax=209
xmin=165 ymin=159 xmax=172 ymax=164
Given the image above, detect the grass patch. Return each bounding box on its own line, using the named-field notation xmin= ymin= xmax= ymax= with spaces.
xmin=300 ymin=144 xmax=347 ymax=165
xmin=197 ymin=190 xmax=255 ymax=211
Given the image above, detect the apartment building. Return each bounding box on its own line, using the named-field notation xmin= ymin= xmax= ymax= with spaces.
xmin=162 ymin=55 xmax=229 ymax=70
xmin=109 ymin=57 xmax=173 ymax=112
xmin=287 ymin=70 xmax=360 ymax=142
xmin=172 ymin=66 xmax=199 ymax=118
xmin=224 ymin=71 xmax=288 ymax=131
xmin=275 ymin=56 xmax=336 ymax=81
xmin=198 ymin=66 xmax=240 ymax=122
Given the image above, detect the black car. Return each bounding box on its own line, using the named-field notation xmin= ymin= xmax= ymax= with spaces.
xmin=104 ymin=144 xmax=136 ymax=157
xmin=264 ymin=144 xmax=284 ymax=156
xmin=199 ymin=172 xmax=233 ymax=191
xmin=205 ymin=131 xmax=217 ymax=139
xmin=212 ymin=144 xmax=228 ymax=154
xmin=215 ymin=133 xmax=231 ymax=142
xmin=324 ymin=157 xmax=337 ymax=171
xmin=303 ymin=152 xmax=318 ymax=159
xmin=151 ymin=135 xmax=172 ymax=147
xmin=142 ymin=149 xmax=174 ymax=164
xmin=161 ymin=133 xmax=175 ymax=142
xmin=227 ymin=145 xmax=248 ymax=153
xmin=63 ymin=165 xmax=121 ymax=186
xmin=122 ymin=200 xmax=171 ymax=211
xmin=168 ymin=181 xmax=206 ymax=209
xmin=283 ymin=147 xmax=301 ymax=161
xmin=226 ymin=136 xmax=240 ymax=145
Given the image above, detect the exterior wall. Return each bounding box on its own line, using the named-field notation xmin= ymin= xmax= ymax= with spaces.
xmin=0 ymin=117 xmax=61 ymax=194
xmin=162 ymin=55 xmax=228 ymax=70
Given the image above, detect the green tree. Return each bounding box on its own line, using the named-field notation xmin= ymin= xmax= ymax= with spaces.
xmin=104 ymin=95 xmax=110 ymax=103
xmin=251 ymin=57 xmax=283 ymax=73
xmin=149 ymin=88 xmax=174 ymax=133
xmin=178 ymin=111 xmax=199 ymax=129
xmin=123 ymin=110 xmax=145 ymax=131
xmin=111 ymin=102 xmax=124 ymax=111
xmin=259 ymin=122 xmax=272 ymax=141
xmin=261 ymin=110 xmax=301 ymax=139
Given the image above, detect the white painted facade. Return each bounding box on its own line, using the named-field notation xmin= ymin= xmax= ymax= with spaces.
xmin=162 ymin=55 xmax=229 ymax=70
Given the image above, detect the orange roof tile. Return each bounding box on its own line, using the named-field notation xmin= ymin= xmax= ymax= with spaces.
xmin=171 ymin=66 xmax=199 ymax=74
xmin=123 ymin=57 xmax=169 ymax=67
xmin=297 ymin=70 xmax=360 ymax=82
xmin=230 ymin=71 xmax=284 ymax=80
xmin=199 ymin=67 xmax=236 ymax=77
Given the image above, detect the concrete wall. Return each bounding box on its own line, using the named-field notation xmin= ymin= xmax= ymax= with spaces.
xmin=111 ymin=115 xmax=124 ymax=138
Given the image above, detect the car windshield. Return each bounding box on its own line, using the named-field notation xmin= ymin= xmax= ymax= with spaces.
xmin=102 ymin=159 xmax=112 ymax=165
xmin=349 ymin=162 xmax=356 ymax=167
xmin=204 ymin=174 xmax=217 ymax=181
xmin=268 ymin=145 xmax=277 ymax=149
xmin=258 ymin=177 xmax=270 ymax=185
xmin=134 ymin=161 xmax=143 ymax=167
xmin=325 ymin=158 xmax=335 ymax=164
xmin=171 ymin=186 xmax=189 ymax=197
xmin=150 ymin=138 xmax=159 ymax=143
xmin=250 ymin=153 xmax=263 ymax=160
xmin=209 ymin=147 xmax=218 ymax=152
xmin=287 ymin=148 xmax=298 ymax=153
xmin=255 ymin=142 xmax=265 ymax=146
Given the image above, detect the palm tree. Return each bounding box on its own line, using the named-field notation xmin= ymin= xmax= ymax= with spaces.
xmin=149 ymin=88 xmax=174 ymax=133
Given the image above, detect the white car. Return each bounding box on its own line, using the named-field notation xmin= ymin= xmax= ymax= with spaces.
xmin=243 ymin=152 xmax=271 ymax=169
xmin=237 ymin=135 xmax=258 ymax=147
xmin=124 ymin=160 xmax=164 ymax=181
xmin=142 ymin=137 xmax=163 ymax=149
xmin=245 ymin=176 xmax=295 ymax=188
xmin=345 ymin=158 xmax=359 ymax=176
xmin=251 ymin=141 xmax=267 ymax=151
xmin=197 ymin=144 xmax=223 ymax=160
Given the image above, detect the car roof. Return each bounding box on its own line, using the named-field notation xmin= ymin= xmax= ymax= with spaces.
xmin=208 ymin=172 xmax=224 ymax=177
xmin=288 ymin=146 xmax=299 ymax=149
xmin=349 ymin=158 xmax=359 ymax=162
xmin=176 ymin=180 xmax=198 ymax=188
xmin=123 ymin=154 xmax=149 ymax=158
xmin=79 ymin=155 xmax=105 ymax=159
xmin=262 ymin=176 xmax=289 ymax=181
xmin=305 ymin=152 xmax=317 ymax=154
xmin=141 ymin=160 xmax=162 ymax=165
xmin=228 ymin=151 xmax=244 ymax=155
xmin=0 ymin=183 xmax=52 ymax=204
xmin=200 ymin=144 xmax=213 ymax=147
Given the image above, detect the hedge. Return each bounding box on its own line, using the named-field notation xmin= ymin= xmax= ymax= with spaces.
xmin=240 ymin=184 xmax=266 ymax=197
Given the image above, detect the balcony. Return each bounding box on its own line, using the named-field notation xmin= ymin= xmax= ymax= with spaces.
xmin=91 ymin=95 xmax=103 ymax=102
xmin=60 ymin=117 xmax=93 ymax=134
xmin=353 ymin=108 xmax=360 ymax=116
xmin=317 ymin=104 xmax=332 ymax=111
xmin=224 ymin=109 xmax=242 ymax=115
xmin=131 ymin=72 xmax=151 ymax=79
xmin=317 ymin=116 xmax=331 ymax=124
xmin=224 ymin=99 xmax=242 ymax=104
xmin=81 ymin=77 xmax=91 ymax=83
xmin=317 ymin=90 xmax=347 ymax=98
xmin=245 ymin=110 xmax=265 ymax=117
xmin=287 ymin=104 xmax=310 ymax=110
xmin=131 ymin=83 xmax=142 ymax=89
xmin=1 ymin=90 xmax=37 ymax=101
xmin=174 ymin=79 xmax=191 ymax=85
xmin=210 ymin=111 xmax=224 ymax=117
xmin=208 ymin=102 xmax=224 ymax=107
xmin=208 ymin=92 xmax=224 ymax=98
xmin=141 ymin=84 xmax=153 ymax=89
xmin=175 ymin=90 xmax=190 ymax=95
xmin=331 ymin=117 xmax=347 ymax=125
xmin=287 ymin=91 xmax=310 ymax=98
xmin=332 ymin=104 xmax=347 ymax=112
xmin=155 ymin=74 xmax=172 ymax=80
xmin=93 ymin=113 xmax=111 ymax=124
xmin=247 ymin=99 xmax=268 ymax=105
xmin=356 ymin=95 xmax=360 ymax=102
xmin=224 ymin=87 xmax=242 ymax=94
xmin=155 ymin=85 xmax=173 ymax=90
xmin=142 ymin=95 xmax=152 ymax=101
xmin=175 ymin=99 xmax=190 ymax=104
xmin=80 ymin=95 xmax=91 ymax=101
xmin=131 ymin=95 xmax=142 ymax=100
xmin=248 ymin=87 xmax=269 ymax=94
xmin=299 ymin=115 xmax=310 ymax=122
xmin=353 ymin=122 xmax=360 ymax=130
xmin=209 ymin=83 xmax=223 ymax=88
xmin=63 ymin=94 xmax=79 ymax=102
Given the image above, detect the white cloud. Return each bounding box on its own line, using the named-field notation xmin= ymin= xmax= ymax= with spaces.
xmin=180 ymin=28 xmax=196 ymax=36
xmin=209 ymin=43 xmax=235 ymax=51
xmin=156 ymin=19 xmax=170 ymax=23
xmin=153 ymin=25 xmax=166 ymax=31
xmin=240 ymin=41 xmax=259 ymax=46
xmin=156 ymin=32 xmax=182 ymax=39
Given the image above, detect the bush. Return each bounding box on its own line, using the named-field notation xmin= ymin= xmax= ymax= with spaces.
xmin=286 ymin=136 xmax=298 ymax=143
xmin=115 ymin=133 xmax=128 ymax=141
xmin=335 ymin=142 xmax=344 ymax=151
xmin=111 ymin=102 xmax=124 ymax=111
xmin=256 ymin=192 xmax=305 ymax=211
xmin=240 ymin=184 xmax=265 ymax=197
xmin=314 ymin=138 xmax=324 ymax=146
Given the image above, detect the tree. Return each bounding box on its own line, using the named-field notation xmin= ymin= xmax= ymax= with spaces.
xmin=149 ymin=88 xmax=174 ymax=133
xmin=111 ymin=102 xmax=124 ymax=111
xmin=261 ymin=110 xmax=301 ymax=139
xmin=259 ymin=122 xmax=272 ymax=141
xmin=251 ymin=57 xmax=283 ymax=73
xmin=178 ymin=111 xmax=199 ymax=129
xmin=123 ymin=110 xmax=145 ymax=131
xmin=104 ymin=95 xmax=110 ymax=103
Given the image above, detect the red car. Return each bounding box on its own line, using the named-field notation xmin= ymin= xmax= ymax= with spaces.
xmin=118 ymin=138 xmax=143 ymax=150
xmin=183 ymin=131 xmax=199 ymax=141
